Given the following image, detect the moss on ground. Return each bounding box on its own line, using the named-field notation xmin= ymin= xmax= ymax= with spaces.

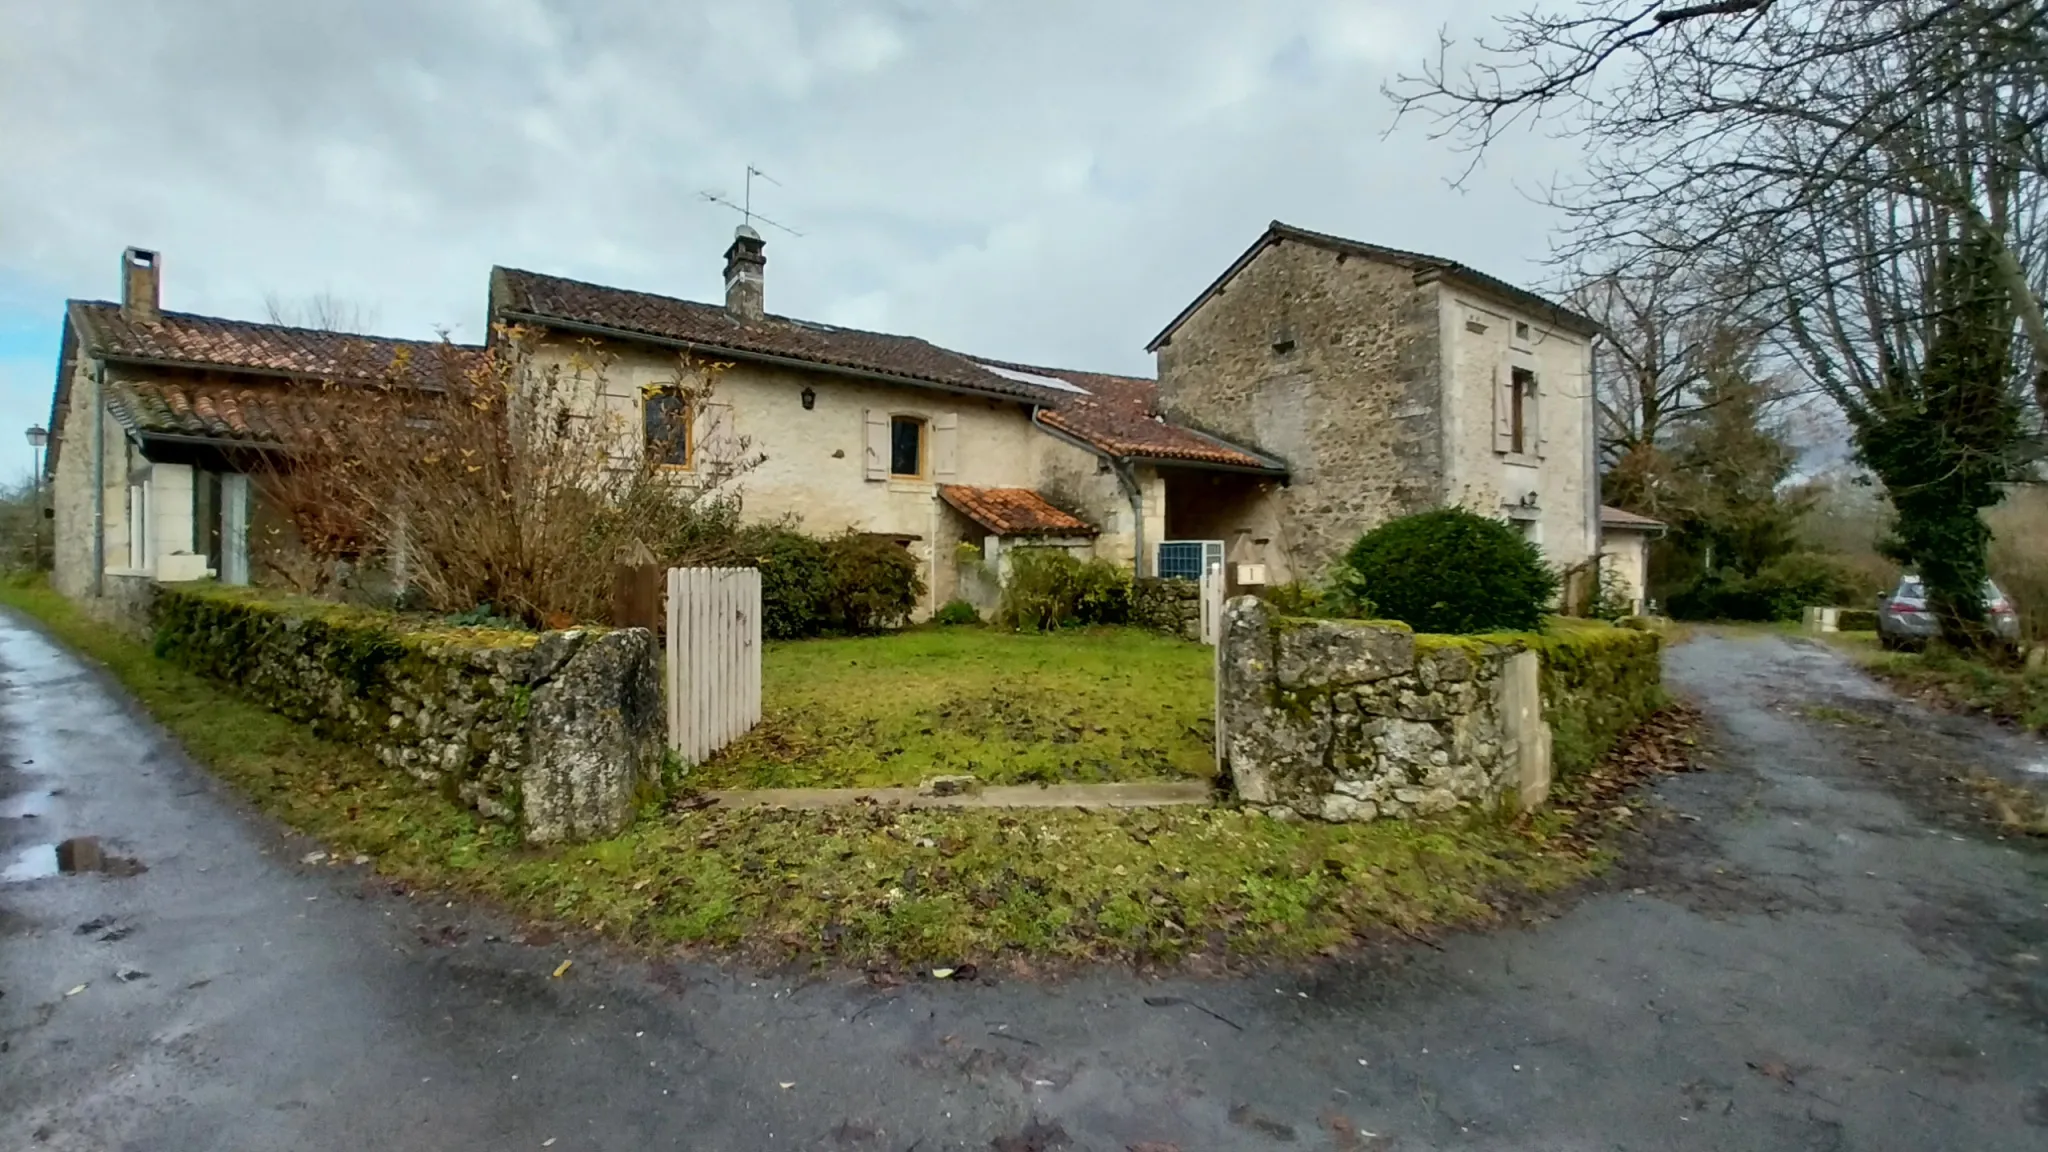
xmin=1826 ymin=630 xmax=2048 ymax=735
xmin=692 ymin=627 xmax=1218 ymax=789
xmin=159 ymin=581 xmax=548 ymax=649
xmin=0 ymin=579 xmax=1623 ymax=968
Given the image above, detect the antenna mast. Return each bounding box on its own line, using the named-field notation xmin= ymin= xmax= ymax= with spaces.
xmin=701 ymin=166 xmax=803 ymax=237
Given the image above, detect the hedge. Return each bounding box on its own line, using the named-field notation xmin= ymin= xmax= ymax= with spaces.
xmin=1415 ymin=618 xmax=1665 ymax=781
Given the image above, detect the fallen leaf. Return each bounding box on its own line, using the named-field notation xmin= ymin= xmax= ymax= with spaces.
xmin=1747 ymin=1059 xmax=1795 ymax=1085
xmin=64 ymin=984 xmax=87 ymax=997
xmin=779 ymin=1081 xmax=796 ymax=1090
xmin=931 ymin=967 xmax=956 ymax=979
xmin=551 ymin=960 xmax=573 ymax=979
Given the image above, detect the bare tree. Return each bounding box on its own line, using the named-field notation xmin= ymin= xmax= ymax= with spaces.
xmin=1390 ymin=0 xmax=2048 ymax=417
xmin=264 ymin=290 xmax=380 ymax=335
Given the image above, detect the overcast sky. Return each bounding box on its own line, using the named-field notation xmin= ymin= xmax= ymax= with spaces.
xmin=0 ymin=0 xmax=1582 ymax=483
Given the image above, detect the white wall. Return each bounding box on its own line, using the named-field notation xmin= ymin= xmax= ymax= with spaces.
xmin=1436 ymin=286 xmax=1598 ymax=571
xmin=524 ymin=337 xmax=1151 ymax=607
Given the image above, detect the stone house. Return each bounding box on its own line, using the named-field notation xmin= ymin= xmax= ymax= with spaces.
xmin=487 ymin=226 xmax=1284 ymax=616
xmin=48 ymin=224 xmax=1646 ymax=619
xmin=1597 ymin=506 xmax=1665 ymax=615
xmin=45 ymin=248 xmax=478 ymax=615
xmin=1146 ymin=222 xmax=1611 ymax=587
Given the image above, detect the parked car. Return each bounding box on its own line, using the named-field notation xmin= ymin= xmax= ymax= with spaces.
xmin=1876 ymin=575 xmax=2021 ymax=649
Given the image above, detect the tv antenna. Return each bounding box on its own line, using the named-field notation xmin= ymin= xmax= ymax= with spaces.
xmin=701 ymin=166 xmax=803 ymax=237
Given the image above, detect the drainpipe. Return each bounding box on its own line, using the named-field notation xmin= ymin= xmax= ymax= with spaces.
xmin=91 ymin=360 xmax=106 ymax=597
xmin=1031 ymin=408 xmax=1148 ymax=576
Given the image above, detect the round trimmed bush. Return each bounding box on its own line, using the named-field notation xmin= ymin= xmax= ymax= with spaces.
xmin=1342 ymin=508 xmax=1558 ymax=633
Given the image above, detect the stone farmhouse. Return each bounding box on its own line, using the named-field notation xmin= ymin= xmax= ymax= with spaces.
xmin=45 ymin=225 xmax=1661 ymax=617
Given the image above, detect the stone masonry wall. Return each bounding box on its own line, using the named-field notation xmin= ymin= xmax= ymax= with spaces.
xmin=1219 ymin=597 xmax=1527 ymax=821
xmin=1130 ymin=576 xmax=1201 ymax=640
xmin=1155 ymin=240 xmax=1444 ymax=580
xmin=152 ymin=584 xmax=662 ymax=843
xmin=1218 ymin=597 xmax=1665 ymax=822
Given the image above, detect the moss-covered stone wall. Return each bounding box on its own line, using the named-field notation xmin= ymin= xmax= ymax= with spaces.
xmin=1219 ymin=597 xmax=1662 ymax=822
xmin=151 ymin=584 xmax=662 ymax=843
xmin=1131 ymin=576 xmax=1201 ymax=640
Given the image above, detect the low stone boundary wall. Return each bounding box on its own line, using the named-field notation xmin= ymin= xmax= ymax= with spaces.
xmin=1218 ymin=597 xmax=1662 ymax=822
xmin=152 ymin=584 xmax=662 ymax=843
xmin=1132 ymin=577 xmax=1201 ymax=640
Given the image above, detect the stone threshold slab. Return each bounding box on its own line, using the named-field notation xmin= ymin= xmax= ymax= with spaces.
xmin=701 ymin=781 xmax=1214 ymax=810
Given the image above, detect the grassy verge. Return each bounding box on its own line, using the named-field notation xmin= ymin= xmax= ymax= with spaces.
xmin=692 ymin=626 xmax=1215 ymax=789
xmin=1 ymin=579 xmax=1668 ymax=969
xmin=1825 ymin=629 xmax=2048 ymax=735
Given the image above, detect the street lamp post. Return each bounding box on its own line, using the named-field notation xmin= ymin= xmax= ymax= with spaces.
xmin=25 ymin=424 xmax=48 ymax=570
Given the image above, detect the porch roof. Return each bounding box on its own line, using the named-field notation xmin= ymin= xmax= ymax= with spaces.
xmin=940 ymin=486 xmax=1099 ymax=537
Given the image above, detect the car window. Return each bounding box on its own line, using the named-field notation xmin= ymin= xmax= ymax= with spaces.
xmin=1896 ymin=578 xmax=1925 ymax=599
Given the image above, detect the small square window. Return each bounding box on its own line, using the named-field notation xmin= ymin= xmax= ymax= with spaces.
xmin=1514 ymin=321 xmax=1532 ymax=341
xmin=890 ymin=415 xmax=925 ymax=477
xmin=643 ymin=391 xmax=693 ymax=467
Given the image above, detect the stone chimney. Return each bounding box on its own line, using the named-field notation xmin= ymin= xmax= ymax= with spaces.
xmin=722 ymin=225 xmax=766 ymax=320
xmin=120 ymin=247 xmax=161 ymax=323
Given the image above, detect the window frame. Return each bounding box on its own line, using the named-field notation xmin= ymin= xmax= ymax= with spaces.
xmin=642 ymin=388 xmax=696 ymax=471
xmin=888 ymin=413 xmax=927 ymax=479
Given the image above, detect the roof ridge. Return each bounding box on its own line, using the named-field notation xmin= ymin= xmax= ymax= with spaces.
xmin=499 ymin=264 xmax=973 ymax=353
xmin=71 ymin=298 xmax=478 ymax=350
xmin=970 ymin=354 xmax=1155 ymax=385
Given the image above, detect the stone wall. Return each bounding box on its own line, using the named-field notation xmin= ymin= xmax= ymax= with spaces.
xmin=1218 ymin=597 xmax=1661 ymax=822
xmin=152 ymin=584 xmax=662 ymax=843
xmin=1130 ymin=576 xmax=1201 ymax=640
xmin=1154 ymin=239 xmax=1445 ymax=582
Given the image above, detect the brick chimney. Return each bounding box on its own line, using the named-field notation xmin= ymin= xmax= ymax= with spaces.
xmin=120 ymin=247 xmax=160 ymax=323
xmin=722 ymin=225 xmax=765 ymax=320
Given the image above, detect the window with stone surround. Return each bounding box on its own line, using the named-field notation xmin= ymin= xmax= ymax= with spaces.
xmin=642 ymin=389 xmax=694 ymax=469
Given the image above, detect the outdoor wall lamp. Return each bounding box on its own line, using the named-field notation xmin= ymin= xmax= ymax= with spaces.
xmin=800 ymin=385 xmax=816 ymax=410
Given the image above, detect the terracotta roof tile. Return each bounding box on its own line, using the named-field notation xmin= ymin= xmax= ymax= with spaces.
xmin=104 ymin=378 xmax=354 ymax=446
xmin=940 ymin=486 xmax=1098 ymax=537
xmin=69 ymin=301 xmax=480 ymax=388
xmin=992 ymin=361 xmax=1284 ymax=472
xmin=494 ymin=267 xmax=1060 ymax=403
xmin=493 ymin=268 xmax=1287 ymax=474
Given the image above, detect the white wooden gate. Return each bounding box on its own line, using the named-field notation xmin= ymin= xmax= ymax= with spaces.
xmin=665 ymin=567 xmax=763 ymax=764
xmin=1198 ymin=561 xmax=1225 ymax=646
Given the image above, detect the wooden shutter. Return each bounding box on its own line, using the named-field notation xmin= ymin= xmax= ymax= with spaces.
xmin=1492 ymin=359 xmax=1515 ymax=454
xmin=864 ymin=409 xmax=889 ymax=481
xmin=698 ymin=402 xmax=733 ymax=469
xmin=1530 ymin=375 xmax=1548 ymax=458
xmin=932 ymin=412 xmax=958 ymax=483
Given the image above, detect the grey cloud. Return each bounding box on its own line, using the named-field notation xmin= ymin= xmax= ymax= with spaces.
xmin=1 ymin=0 xmax=1581 ymax=369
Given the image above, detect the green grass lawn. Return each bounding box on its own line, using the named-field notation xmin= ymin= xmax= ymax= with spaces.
xmin=0 ymin=578 xmax=1622 ymax=967
xmin=690 ymin=626 xmax=1216 ymax=789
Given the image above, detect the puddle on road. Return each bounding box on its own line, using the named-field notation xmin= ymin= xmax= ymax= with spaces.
xmin=3 ymin=843 xmax=58 ymax=881
xmin=0 ymin=790 xmax=55 ymax=819
xmin=2022 ymin=759 xmax=2048 ymax=778
xmin=0 ymin=837 xmax=146 ymax=882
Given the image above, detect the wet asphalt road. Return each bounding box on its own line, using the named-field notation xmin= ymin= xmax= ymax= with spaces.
xmin=3 ymin=616 xmax=2047 ymax=1151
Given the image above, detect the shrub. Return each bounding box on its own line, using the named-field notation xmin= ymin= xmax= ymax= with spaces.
xmin=933 ymin=598 xmax=981 ymax=626
xmin=822 ymin=532 xmax=924 ymax=633
xmin=997 ymin=548 xmax=1132 ymax=631
xmin=1667 ymin=551 xmax=1860 ymax=622
xmin=1341 ymin=509 xmax=1557 ymax=633
xmin=1258 ymin=568 xmax=1376 ymax=620
xmin=732 ymin=525 xmax=833 ymax=639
